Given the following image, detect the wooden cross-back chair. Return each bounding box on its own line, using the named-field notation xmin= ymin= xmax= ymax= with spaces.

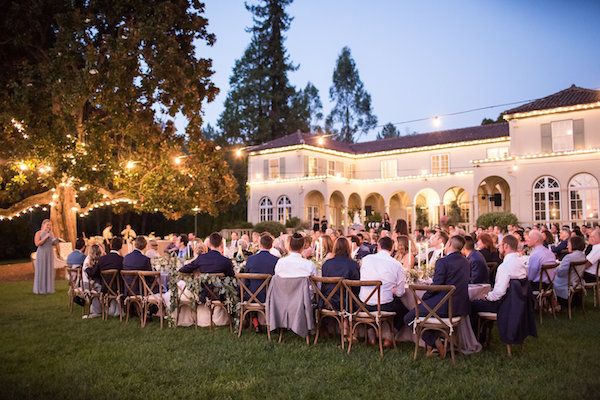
xmin=409 ymin=284 xmax=461 ymax=365
xmin=583 ymin=260 xmax=599 ymax=308
xmin=310 ymin=276 xmax=344 ymax=349
xmin=121 ymin=270 xmax=144 ymax=326
xmin=100 ymin=269 xmax=123 ymax=321
xmin=567 ymin=260 xmax=588 ymax=319
xmin=535 ymin=262 xmax=559 ymax=323
xmin=66 ymin=265 xmax=85 ymax=315
xmin=343 ymin=280 xmax=396 ymax=358
xmin=486 ymin=262 xmax=499 ymax=286
xmin=138 ymin=271 xmax=165 ymax=328
xmin=174 ymin=272 xmax=199 ymax=329
xmin=198 ymin=272 xmax=233 ymax=332
xmin=235 ymin=273 xmax=272 ymax=340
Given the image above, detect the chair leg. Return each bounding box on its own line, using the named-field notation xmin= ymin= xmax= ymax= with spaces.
xmin=568 ymin=294 xmax=573 ymax=320
xmin=413 ymin=328 xmax=420 ymax=361
xmin=313 ymin=315 xmax=321 ymax=346
xmin=347 ymin=324 xmax=356 ymax=355
xmin=238 ymin=309 xmax=245 ymax=338
xmin=538 ymin=297 xmax=543 ymax=324
xmin=306 ymin=334 xmax=310 ymax=346
xmin=448 ymin=333 xmax=455 ymax=365
xmin=125 ymin=301 xmax=130 ymax=324
xmin=390 ymin=321 xmax=397 ymax=349
xmin=377 ymin=325 xmax=384 ymax=358
xmin=278 ymin=328 xmax=284 ymax=343
xmin=506 ymin=344 xmax=512 ymax=356
xmin=339 ymin=318 xmax=345 ymax=350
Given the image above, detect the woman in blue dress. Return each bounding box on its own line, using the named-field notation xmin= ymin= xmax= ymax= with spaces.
xmin=33 ymin=219 xmax=59 ymax=294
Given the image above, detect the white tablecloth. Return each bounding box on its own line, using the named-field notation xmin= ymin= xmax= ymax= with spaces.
xmin=399 ymin=283 xmax=491 ymax=354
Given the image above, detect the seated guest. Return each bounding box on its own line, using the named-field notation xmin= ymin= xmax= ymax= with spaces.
xmin=462 ymin=235 xmax=489 ymax=284
xmin=553 ymin=236 xmax=587 ymax=307
xmin=176 ymin=234 xmax=191 ymax=259
xmin=360 ymin=236 xmax=408 ymax=347
xmin=542 ymin=230 xmax=555 ymax=248
xmin=426 ymin=230 xmax=448 ymax=266
xmin=405 ymin=235 xmax=470 ymax=358
xmin=86 ymin=237 xmax=124 ymax=284
xmin=321 ymin=237 xmax=360 ymax=309
xmin=165 ymin=235 xmax=180 ymax=256
xmin=394 ymin=235 xmax=414 ymax=269
xmin=551 ymin=227 xmax=571 ymax=260
xmin=471 ymin=235 xmax=527 ymax=340
xmin=584 ymin=228 xmax=600 ymax=282
xmin=123 ymin=236 xmax=152 ymax=272
xmin=275 ymin=233 xmax=317 ymax=278
xmin=477 ymin=233 xmax=502 ymax=265
xmin=179 ymin=232 xmax=234 ymax=277
xmin=66 ymin=238 xmax=87 ymax=266
xmin=245 ymin=233 xmax=278 ymax=302
xmin=322 ymin=235 xmax=335 ymax=260
xmin=526 ymin=230 xmax=557 ymax=289
xmin=81 ymin=244 xmax=104 ymax=318
xmin=356 ymin=233 xmax=373 ymax=259
xmin=145 ymin=239 xmax=160 ymax=259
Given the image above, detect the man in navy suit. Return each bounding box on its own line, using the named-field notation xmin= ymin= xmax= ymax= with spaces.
xmin=404 ymin=235 xmax=470 ymax=358
xmin=122 ymin=236 xmax=152 ymax=295
xmin=179 ymin=232 xmax=234 ymax=276
xmin=86 ymin=237 xmax=124 ymax=292
xmin=244 ymin=233 xmax=278 ymax=302
xmin=462 ymin=235 xmax=489 ymax=284
xmin=243 ymin=233 xmax=279 ymax=332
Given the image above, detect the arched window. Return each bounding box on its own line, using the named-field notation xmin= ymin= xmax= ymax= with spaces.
xmin=259 ymin=197 xmax=273 ymax=222
xmin=277 ymin=196 xmax=292 ymax=224
xmin=569 ymin=173 xmax=599 ymax=221
xmin=533 ymin=176 xmax=561 ymax=222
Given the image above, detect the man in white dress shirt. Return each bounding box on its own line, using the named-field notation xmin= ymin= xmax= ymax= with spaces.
xmin=470 ymin=235 xmax=527 ymax=337
xmin=359 ymin=236 xmax=408 ymax=346
xmin=584 ymin=228 xmax=600 ymax=282
xmin=274 ymin=233 xmax=317 ymax=278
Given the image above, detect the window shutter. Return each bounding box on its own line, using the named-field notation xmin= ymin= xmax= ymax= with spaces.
xmin=573 ymin=119 xmax=585 ymax=150
xmin=303 ymin=155 xmax=309 ymax=177
xmin=279 ymin=157 xmax=286 ymax=178
xmin=540 ymin=123 xmax=552 ymax=152
xmin=263 ymin=159 xmax=269 ymax=179
xmin=317 ymin=158 xmax=326 ymax=175
xmin=335 ymin=161 xmax=343 ymax=176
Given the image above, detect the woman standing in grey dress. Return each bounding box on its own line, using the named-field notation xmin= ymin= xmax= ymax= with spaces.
xmin=33 ymin=219 xmax=59 ymax=294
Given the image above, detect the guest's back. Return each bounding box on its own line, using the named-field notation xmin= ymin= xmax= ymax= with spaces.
xmin=122 ymin=249 xmax=151 ymax=271
xmin=554 ymin=250 xmax=587 ymax=300
xmin=425 ymin=251 xmax=470 ymax=316
xmin=245 ymin=250 xmax=278 ymax=302
xmin=179 ymin=249 xmax=234 ymax=276
xmin=321 ymin=256 xmax=360 ymax=309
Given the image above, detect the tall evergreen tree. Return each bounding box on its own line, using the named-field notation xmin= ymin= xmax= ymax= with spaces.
xmin=290 ymin=82 xmax=323 ymax=131
xmin=326 ymin=47 xmax=377 ymax=142
xmin=218 ymin=0 xmax=305 ymax=145
xmin=377 ymin=122 xmax=400 ymax=140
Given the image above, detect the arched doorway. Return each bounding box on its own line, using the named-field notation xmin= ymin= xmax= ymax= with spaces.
xmin=414 ymin=189 xmax=441 ymax=227
xmin=329 ymin=191 xmax=345 ymax=229
xmin=364 ymin=193 xmax=385 ymax=219
xmin=304 ymin=190 xmax=325 ymax=223
xmin=389 ymin=191 xmax=411 ymax=228
xmin=348 ymin=193 xmax=362 ymax=225
xmin=478 ymin=176 xmax=511 ymax=214
xmin=443 ymin=187 xmax=470 ymax=226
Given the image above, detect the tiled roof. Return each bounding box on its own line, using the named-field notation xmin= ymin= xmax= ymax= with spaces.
xmin=504 ymin=85 xmax=600 ymax=116
xmin=249 ymin=122 xmax=509 ymax=155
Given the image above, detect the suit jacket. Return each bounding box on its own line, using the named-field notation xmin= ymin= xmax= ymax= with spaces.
xmin=179 ymin=249 xmax=234 ymax=276
xmin=551 ymin=240 xmax=569 ymax=260
xmin=321 ymin=256 xmax=360 ymax=310
xmin=122 ymin=249 xmax=152 ymax=295
xmin=479 ymin=248 xmax=502 ymax=266
xmin=86 ymin=251 xmax=124 ymax=293
xmin=467 ymin=250 xmax=490 ymax=284
xmin=497 ymin=279 xmax=537 ymax=344
xmin=422 ymin=251 xmax=470 ymax=317
xmin=244 ymin=250 xmax=278 ymax=302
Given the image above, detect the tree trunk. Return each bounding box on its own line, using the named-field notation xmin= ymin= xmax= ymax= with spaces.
xmin=50 ymin=185 xmax=77 ymax=248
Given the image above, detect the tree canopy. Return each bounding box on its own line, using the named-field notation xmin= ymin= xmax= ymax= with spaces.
xmin=376 ymin=122 xmax=400 ymax=140
xmin=0 ymin=0 xmax=238 ymax=243
xmin=325 ymin=46 xmax=377 ymax=143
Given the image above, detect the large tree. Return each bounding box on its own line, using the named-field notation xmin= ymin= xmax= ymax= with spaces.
xmin=291 ymin=82 xmax=323 ymax=132
xmin=0 ymin=0 xmax=238 ymax=245
xmin=326 ymin=46 xmax=377 ymax=143
xmin=376 ymin=122 xmax=400 ymax=140
xmin=218 ymin=0 xmax=312 ymax=145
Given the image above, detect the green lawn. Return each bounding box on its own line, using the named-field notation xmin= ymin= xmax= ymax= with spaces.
xmin=1 ymin=280 xmax=599 ymax=400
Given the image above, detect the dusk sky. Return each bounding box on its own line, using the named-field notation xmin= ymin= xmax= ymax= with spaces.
xmin=181 ymin=0 xmax=600 ymax=142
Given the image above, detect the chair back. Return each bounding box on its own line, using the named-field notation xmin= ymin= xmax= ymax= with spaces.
xmin=311 ymin=276 xmax=344 ymax=312
xmin=195 ymin=272 xmax=226 ymax=301
xmin=138 ymin=271 xmax=163 ymax=296
xmin=100 ymin=269 xmax=121 ymax=297
xmin=409 ymin=284 xmax=456 ymax=324
xmin=487 ymin=262 xmax=499 ymax=284
xmin=121 ymin=270 xmax=142 ymax=296
xmin=343 ymin=280 xmax=381 ymax=316
xmin=568 ymin=260 xmax=588 ymax=291
xmin=66 ymin=265 xmax=84 ymax=291
xmin=235 ymin=273 xmax=271 ymax=306
xmin=539 ymin=262 xmax=558 ymax=292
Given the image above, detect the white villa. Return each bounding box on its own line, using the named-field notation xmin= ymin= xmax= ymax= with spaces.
xmin=246 ymin=85 xmax=600 ymax=231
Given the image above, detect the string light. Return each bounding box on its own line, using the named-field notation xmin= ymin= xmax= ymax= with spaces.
xmin=0 ymin=204 xmax=43 ymax=221
xmin=125 ymin=160 xmax=137 ymax=170
xmin=504 ymin=101 xmax=600 ymax=121
xmin=18 ymin=161 xmax=29 ymax=171
xmin=432 ymin=116 xmax=441 ymax=128
xmin=471 ymin=148 xmax=600 ymax=165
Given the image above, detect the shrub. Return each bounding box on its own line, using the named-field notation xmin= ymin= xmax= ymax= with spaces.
xmin=253 ymin=221 xmax=286 ymax=236
xmin=285 ymin=216 xmax=301 ymax=228
xmin=476 ymin=212 xmax=519 ymax=230
xmin=232 ymin=221 xmax=253 ymax=229
xmin=365 ymin=212 xmax=382 ymax=224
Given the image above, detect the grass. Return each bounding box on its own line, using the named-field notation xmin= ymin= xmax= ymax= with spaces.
xmin=1 ymin=280 xmax=599 ymax=400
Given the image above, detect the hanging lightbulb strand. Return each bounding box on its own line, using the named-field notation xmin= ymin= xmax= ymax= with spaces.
xmin=0 ymin=204 xmax=44 ymax=221
xmin=78 ymin=197 xmax=138 ymax=217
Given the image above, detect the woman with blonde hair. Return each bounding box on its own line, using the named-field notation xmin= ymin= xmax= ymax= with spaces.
xmin=33 ymin=219 xmax=60 ymax=294
xmin=395 ymin=235 xmax=415 ymax=268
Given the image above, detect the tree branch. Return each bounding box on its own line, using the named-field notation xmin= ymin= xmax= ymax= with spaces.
xmin=0 ymin=190 xmax=53 ymax=216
